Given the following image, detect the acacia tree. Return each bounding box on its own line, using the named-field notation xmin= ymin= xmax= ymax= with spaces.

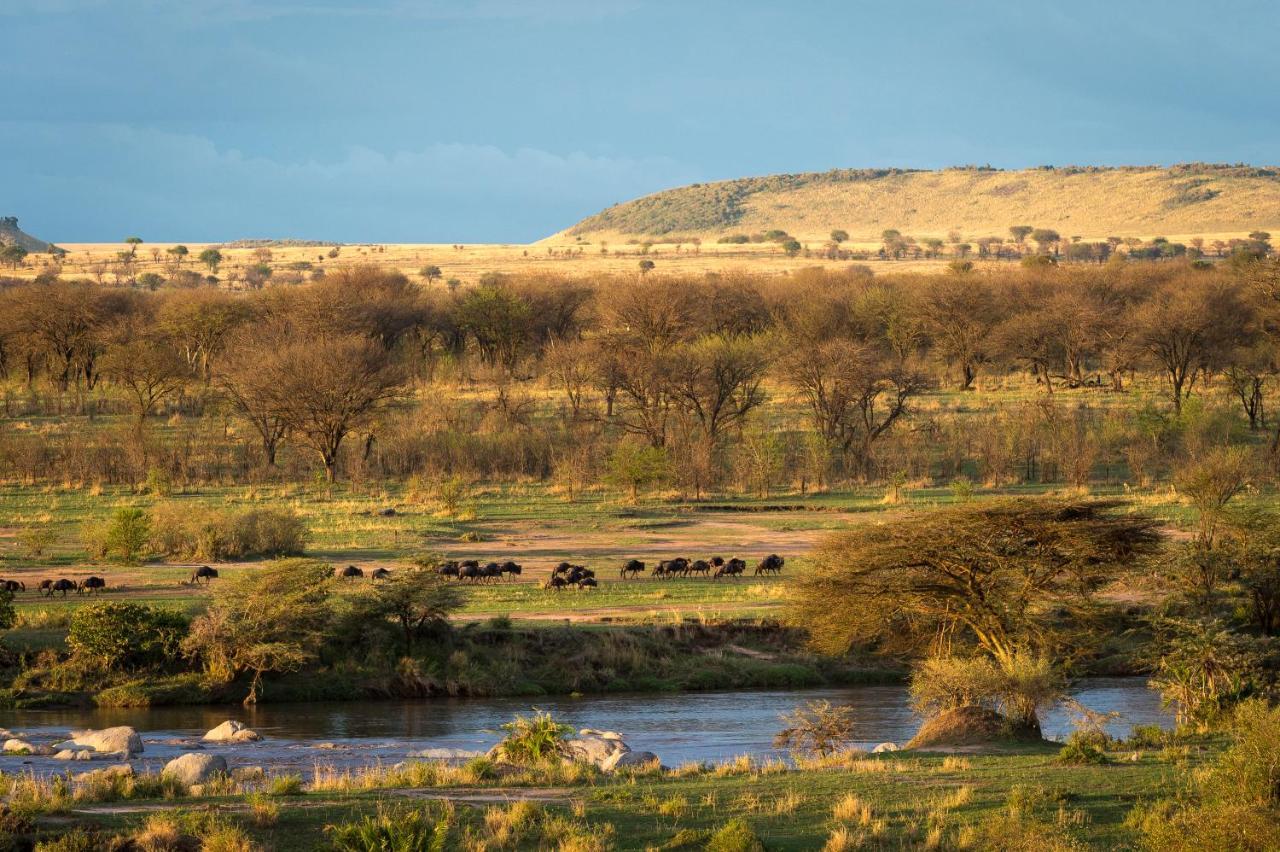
xmin=352 ymin=570 xmax=461 ymax=657
xmin=780 ymin=339 xmax=924 ymax=478
xmin=100 ymin=332 xmax=188 ymax=431
xmin=668 ymin=335 xmax=769 ymax=442
xmin=919 ymin=277 xmax=998 ymax=390
xmin=261 ymin=334 xmax=405 ymax=482
xmin=182 ymin=559 xmax=332 ymax=704
xmin=790 ymin=500 xmax=1162 ymax=726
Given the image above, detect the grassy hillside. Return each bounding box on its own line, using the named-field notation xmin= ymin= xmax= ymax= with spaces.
xmin=565 ymin=163 xmax=1280 ymax=242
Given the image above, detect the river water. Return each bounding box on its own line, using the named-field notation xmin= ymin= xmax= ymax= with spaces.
xmin=0 ymin=678 xmax=1169 ymax=776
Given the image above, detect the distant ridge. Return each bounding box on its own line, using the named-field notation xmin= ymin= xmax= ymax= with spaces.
xmin=563 ymin=164 xmax=1280 ymax=241
xmin=0 ymin=217 xmax=53 ymax=253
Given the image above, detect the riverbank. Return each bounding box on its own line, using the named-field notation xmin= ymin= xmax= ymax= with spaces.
xmin=1 ymin=620 xmax=903 ymax=710
xmin=3 ymin=736 xmax=1220 ymax=850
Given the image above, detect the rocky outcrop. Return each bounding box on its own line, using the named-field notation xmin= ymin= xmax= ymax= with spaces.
xmin=162 ymin=753 xmax=228 ymax=787
xmin=203 ymin=721 xmax=261 ymax=743
xmin=871 ymin=742 xmax=898 ymax=753
xmin=2 ymin=738 xmax=40 ymax=755
xmin=55 ymin=727 xmax=142 ymax=757
xmin=0 ymin=217 xmax=53 ymax=253
xmin=601 ymin=750 xmax=660 ymax=771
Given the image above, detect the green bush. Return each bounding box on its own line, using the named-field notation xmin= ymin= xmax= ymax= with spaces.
xmin=103 ymin=507 xmax=150 ymax=563
xmin=149 ymin=504 xmax=307 ymax=560
xmin=326 ymin=803 xmax=456 ymax=851
xmin=705 ymin=818 xmax=766 ymax=852
xmin=495 ymin=711 xmax=572 ymax=765
xmin=1057 ymin=731 xmax=1109 ymax=765
xmin=67 ymin=603 xmax=189 ymax=671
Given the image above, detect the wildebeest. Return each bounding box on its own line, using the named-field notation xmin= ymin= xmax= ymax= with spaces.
xmin=755 ymin=554 xmax=785 ymax=576
xmin=78 ymin=576 xmax=106 ymax=595
xmin=370 ymin=567 xmax=392 ymax=581
xmin=500 ymin=560 xmax=522 ymax=579
xmin=480 ymin=562 xmax=504 ymax=583
xmin=458 ymin=561 xmax=485 ymax=582
xmin=552 ymin=562 xmax=573 ymax=576
xmin=714 ymin=558 xmax=747 ymax=580
xmin=437 ymin=561 xmax=460 ymax=578
xmin=653 ymin=557 xmax=688 ymax=579
xmin=577 ymin=576 xmax=598 ymax=590
xmin=620 ymin=559 xmax=645 ymax=579
xmin=544 ymin=575 xmax=569 ymax=591
xmin=42 ymin=578 xmax=76 ymax=597
xmin=191 ymin=565 xmax=219 ymax=584
xmin=335 ymin=565 xmax=364 ymax=581
xmin=686 ymin=559 xmax=711 ymax=578
xmin=0 ymin=579 xmax=25 ymax=593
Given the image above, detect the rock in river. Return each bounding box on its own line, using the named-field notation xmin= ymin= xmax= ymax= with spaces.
xmin=54 ymin=727 xmax=142 ymax=757
xmin=203 ymin=720 xmax=262 ymax=743
xmin=163 ymin=753 xmax=228 ymax=787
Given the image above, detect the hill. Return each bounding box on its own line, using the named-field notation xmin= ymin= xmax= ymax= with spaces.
xmin=563 ymin=164 xmax=1280 ymax=242
xmin=0 ymin=217 xmax=53 ymax=253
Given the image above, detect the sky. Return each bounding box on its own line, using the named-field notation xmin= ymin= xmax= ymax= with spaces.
xmin=3 ymin=0 xmax=1279 ymax=243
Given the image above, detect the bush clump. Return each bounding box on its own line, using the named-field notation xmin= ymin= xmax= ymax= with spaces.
xmin=67 ymin=602 xmax=189 ymax=671
xmin=150 ymin=504 xmax=308 ymax=560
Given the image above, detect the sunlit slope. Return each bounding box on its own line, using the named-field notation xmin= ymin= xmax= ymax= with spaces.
xmin=563 ymin=165 xmax=1280 ymax=242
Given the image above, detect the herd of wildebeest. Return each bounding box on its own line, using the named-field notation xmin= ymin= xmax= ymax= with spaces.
xmin=0 ymin=554 xmax=786 ymax=598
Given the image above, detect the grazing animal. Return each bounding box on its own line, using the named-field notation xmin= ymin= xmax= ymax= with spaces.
xmin=370 ymin=567 xmax=392 ymax=581
xmin=437 ymin=561 xmax=460 ymax=578
xmin=0 ymin=579 xmax=25 ymax=593
xmin=500 ymin=561 xmax=522 ymax=579
xmin=552 ymin=562 xmax=573 ymax=576
xmin=620 ymin=559 xmax=645 ymax=579
xmin=336 ymin=565 xmax=364 ymax=581
xmin=191 ymin=566 xmax=219 ymax=585
xmin=78 ymin=576 xmax=107 ymax=595
xmin=714 ymin=558 xmax=747 ymax=580
xmin=755 ymin=554 xmax=785 ymax=576
xmin=46 ymin=579 xmax=76 ymax=597
xmin=544 ymin=575 xmax=568 ymax=591
xmin=686 ymin=559 xmax=711 ymax=578
xmin=459 ymin=562 xmax=483 ymax=582
xmin=577 ymin=576 xmax=598 ymax=590
xmin=481 ymin=562 xmax=504 ymax=583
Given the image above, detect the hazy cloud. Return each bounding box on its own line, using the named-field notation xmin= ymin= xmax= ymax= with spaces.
xmin=2 ymin=122 xmax=698 ymax=242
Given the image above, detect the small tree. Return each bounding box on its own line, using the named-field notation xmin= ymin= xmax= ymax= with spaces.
xmin=353 ymin=571 xmax=461 ymax=657
xmin=781 ymin=239 xmax=802 ymax=257
xmin=104 ymin=507 xmax=151 ymax=563
xmin=606 ymin=441 xmax=670 ymax=501
xmin=830 ymin=229 xmax=849 ymax=244
xmin=773 ymin=700 xmax=857 ymax=757
xmin=68 ymin=602 xmax=188 ymax=670
xmin=198 ymin=248 xmax=223 ymax=272
xmin=167 ymin=245 xmax=189 ymax=264
xmin=638 ymin=259 xmax=655 ymax=275
xmin=182 ymin=558 xmax=332 ymax=704
xmin=419 ymin=265 xmax=442 ymax=284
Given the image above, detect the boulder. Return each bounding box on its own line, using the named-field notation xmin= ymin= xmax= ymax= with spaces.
xmin=871 ymin=742 xmax=898 ymax=753
xmin=73 ymin=764 xmax=134 ymax=783
xmin=53 ymin=749 xmax=103 ymax=761
xmin=55 ymin=727 xmax=142 ymax=756
xmin=562 ymin=736 xmax=629 ymax=769
xmin=578 ymin=728 xmax=625 ymax=741
xmin=202 ymin=721 xmax=261 ymax=743
xmin=162 ymin=753 xmax=228 ymax=787
xmin=2 ymin=739 xmax=39 ymax=755
xmin=601 ymin=750 xmax=660 ymax=772
xmin=409 ymin=747 xmax=485 ymax=762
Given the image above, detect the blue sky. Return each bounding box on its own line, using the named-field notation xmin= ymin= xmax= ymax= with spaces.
xmin=3 ymin=0 xmax=1279 ymax=243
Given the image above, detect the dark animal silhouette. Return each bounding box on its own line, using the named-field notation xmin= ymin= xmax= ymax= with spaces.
xmin=755 ymin=554 xmax=786 ymax=576
xmin=45 ymin=579 xmax=76 ymax=597
xmin=78 ymin=576 xmax=106 ymax=595
xmin=437 ymin=561 xmax=460 ymax=578
xmin=620 ymin=559 xmax=645 ymax=579
xmin=458 ymin=562 xmax=483 ymax=582
xmin=577 ymin=577 xmax=598 ymax=590
xmin=686 ymin=559 xmax=710 ymax=578
xmin=552 ymin=562 xmax=573 ymax=576
xmin=714 ymin=558 xmax=747 ymax=580
xmin=191 ymin=566 xmax=219 ymax=584
xmin=336 ymin=565 xmax=364 ymax=581
xmin=545 ymin=575 xmax=568 ymax=591
xmin=0 ymin=579 xmax=25 ymax=593
xmin=480 ymin=562 xmax=504 ymax=583
xmin=654 ymin=557 xmax=688 ymax=579
xmin=500 ymin=561 xmax=522 ymax=579
xmin=370 ymin=567 xmax=392 ymax=580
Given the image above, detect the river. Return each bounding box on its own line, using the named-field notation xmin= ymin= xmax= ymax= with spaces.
xmin=0 ymin=678 xmax=1170 ymax=776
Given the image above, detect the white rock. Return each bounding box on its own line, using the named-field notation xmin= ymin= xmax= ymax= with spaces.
xmin=578 ymin=728 xmax=625 ymax=741
xmin=56 ymin=727 xmax=142 ymax=756
xmin=601 ymin=750 xmax=660 ymax=772
xmin=162 ymin=753 xmax=228 ymax=786
xmin=203 ymin=720 xmax=261 ymax=743
xmin=871 ymin=742 xmax=898 ymax=753
xmin=563 ymin=736 xmax=630 ymax=768
xmin=2 ymin=738 xmax=39 ymax=755
xmin=54 ymin=749 xmax=103 ymax=761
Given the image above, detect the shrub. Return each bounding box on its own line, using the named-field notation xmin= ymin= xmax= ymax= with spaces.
xmin=706 ymin=818 xmax=766 ymax=852
xmin=67 ymin=603 xmax=189 ymax=671
xmin=495 ymin=711 xmax=572 ymax=765
xmin=326 ymin=803 xmax=457 ymax=851
xmin=103 ymin=507 xmax=150 ymax=562
xmin=149 ymin=504 xmax=307 ymax=560
xmin=773 ymin=700 xmax=857 ymax=757
xmin=909 ymin=655 xmax=1003 ymax=716
xmin=234 ymin=508 xmax=308 ymax=557
xmin=1056 ymin=731 xmax=1108 ymax=765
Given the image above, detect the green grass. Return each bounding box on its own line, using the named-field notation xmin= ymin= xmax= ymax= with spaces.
xmin=39 ymin=744 xmax=1212 ymax=850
